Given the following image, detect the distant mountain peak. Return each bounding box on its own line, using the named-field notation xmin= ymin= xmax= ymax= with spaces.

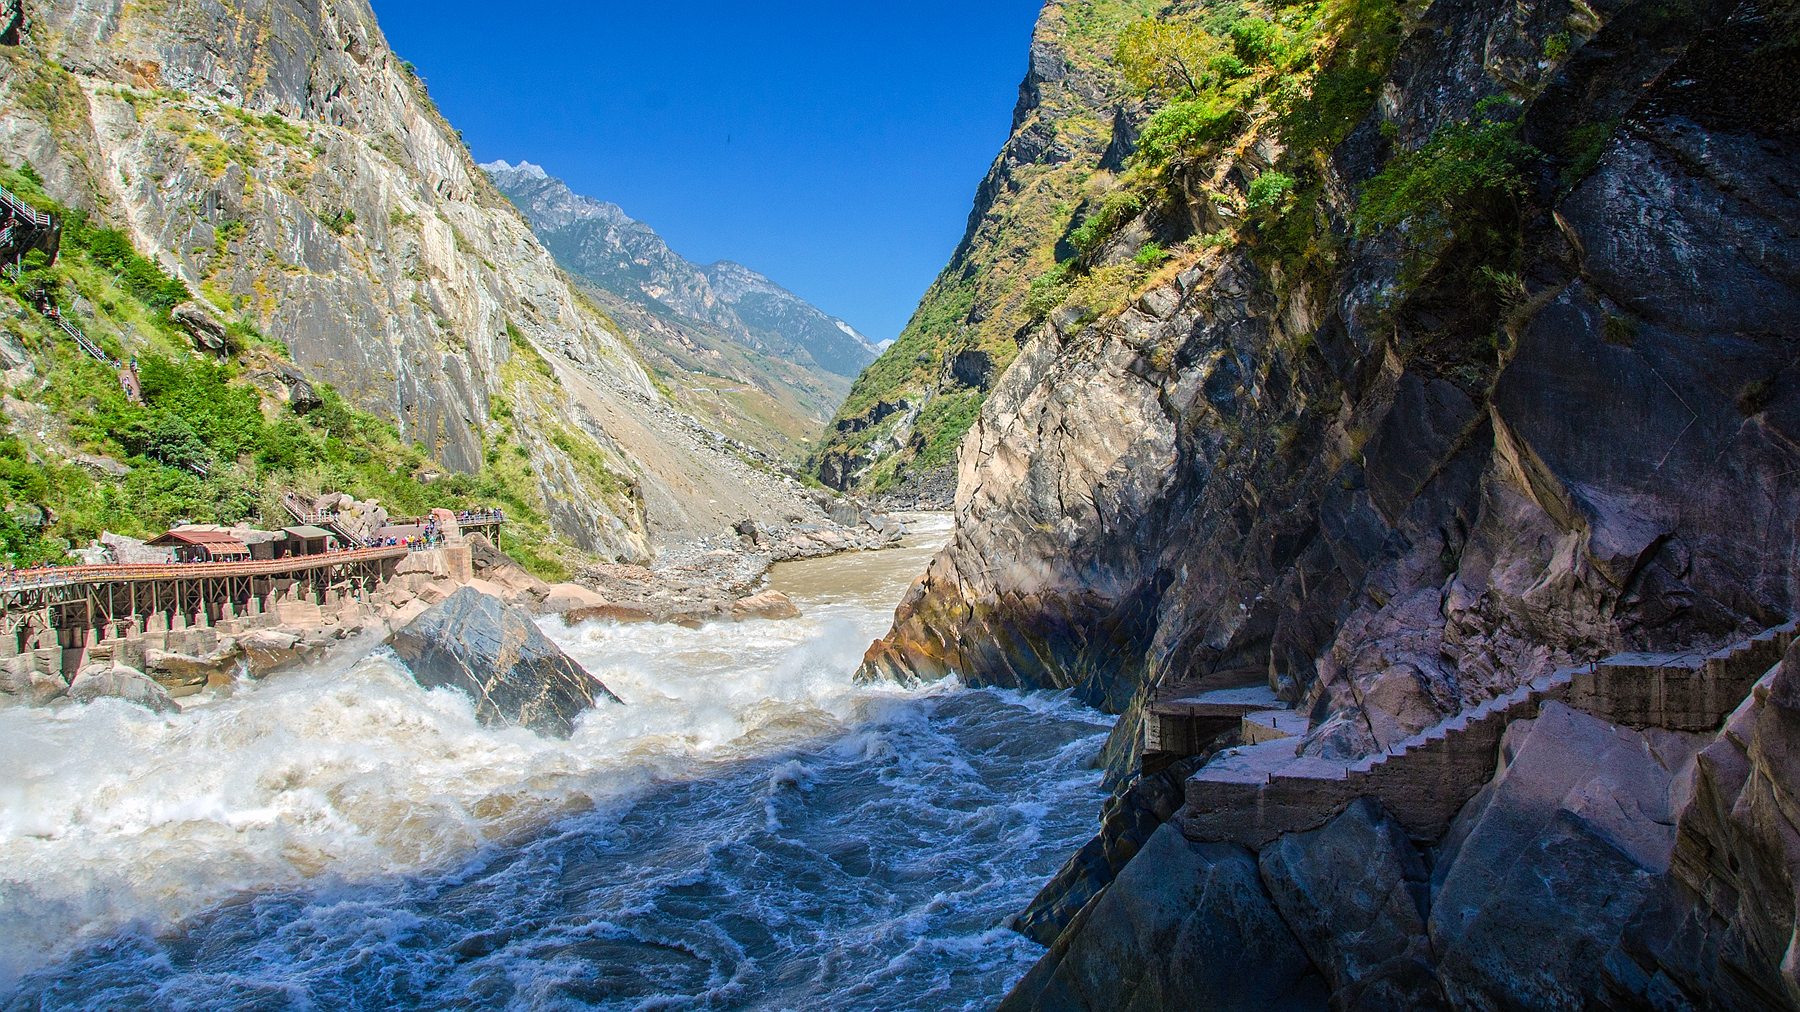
xmin=487 ymin=163 xmax=878 ymax=378
xmin=479 ymin=159 xmax=548 ymax=180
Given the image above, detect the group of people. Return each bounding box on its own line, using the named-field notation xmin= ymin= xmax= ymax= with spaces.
xmin=381 ymin=529 xmax=442 ymax=550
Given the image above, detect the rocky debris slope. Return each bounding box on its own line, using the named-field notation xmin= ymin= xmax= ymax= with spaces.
xmin=0 ymin=0 xmax=835 ymax=563
xmin=389 ymin=586 xmax=619 ymax=738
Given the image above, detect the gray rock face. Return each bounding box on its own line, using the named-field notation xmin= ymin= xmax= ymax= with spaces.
xmin=1601 ymin=640 xmax=1800 ymax=1011
xmin=67 ymin=666 xmax=180 ymax=715
xmin=389 ymin=587 xmax=619 ymax=738
xmin=998 ymin=823 xmax=1328 ymax=1012
xmin=1423 ymin=702 xmax=1681 ymax=1009
xmin=862 ymin=0 xmax=1800 ymax=791
xmin=1260 ymin=798 xmax=1446 ymax=1011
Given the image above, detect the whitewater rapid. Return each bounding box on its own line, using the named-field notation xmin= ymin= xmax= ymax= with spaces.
xmin=0 ymin=514 xmax=1113 ymax=1009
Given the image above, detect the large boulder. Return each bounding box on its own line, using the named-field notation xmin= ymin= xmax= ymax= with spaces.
xmin=170 ymin=300 xmax=229 ymax=352
xmin=730 ymin=590 xmax=801 ymax=621
xmin=68 ymin=666 xmax=181 ymax=715
xmin=542 ymin=582 xmax=608 ymax=614
xmin=998 ymin=823 xmax=1328 ymax=1012
xmin=389 ymin=587 xmax=620 ymax=737
xmin=0 ymin=656 xmax=66 ymax=706
xmin=1429 ymin=701 xmax=1677 ymax=1010
xmin=1259 ymin=798 xmax=1448 ymax=1011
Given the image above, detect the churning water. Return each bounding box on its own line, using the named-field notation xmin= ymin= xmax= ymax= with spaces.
xmin=0 ymin=515 xmax=1113 ymax=1010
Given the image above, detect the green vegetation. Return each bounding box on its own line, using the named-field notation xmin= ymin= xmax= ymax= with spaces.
xmin=1559 ymin=118 xmax=1618 ymax=191
xmin=321 ymin=207 xmax=356 ymax=235
xmin=816 ymin=0 xmax=1412 ymax=494
xmin=0 ymin=163 xmax=593 ymax=576
xmin=1353 ymin=96 xmax=1537 ymax=289
xmin=912 ymin=391 xmax=983 ymax=472
xmin=1247 ymin=170 xmax=1296 ymax=210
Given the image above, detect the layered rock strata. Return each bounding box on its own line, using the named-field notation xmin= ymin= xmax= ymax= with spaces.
xmin=0 ymin=0 xmax=835 ymax=562
xmin=859 ymin=0 xmax=1800 ymax=1005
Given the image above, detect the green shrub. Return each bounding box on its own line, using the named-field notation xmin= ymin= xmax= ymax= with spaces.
xmin=1248 ymin=170 xmax=1296 ymax=210
xmin=1069 ymin=189 xmax=1146 ymax=255
xmin=322 ymin=207 xmax=356 ymax=235
xmin=1354 ymin=97 xmax=1537 ymax=285
xmin=1024 ymin=261 xmax=1076 ymax=317
xmin=1134 ymin=241 xmax=1171 ymax=266
xmin=1135 ymin=94 xmax=1246 ymax=166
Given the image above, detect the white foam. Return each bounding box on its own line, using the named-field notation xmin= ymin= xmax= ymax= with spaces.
xmin=0 ymin=524 xmax=966 ymax=989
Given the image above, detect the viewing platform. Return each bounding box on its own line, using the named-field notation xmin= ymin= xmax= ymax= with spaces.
xmin=0 ymin=544 xmax=416 ymax=676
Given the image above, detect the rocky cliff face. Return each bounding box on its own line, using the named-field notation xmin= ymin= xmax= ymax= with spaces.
xmin=867 ymin=0 xmax=1800 ymax=771
xmin=484 ymin=159 xmax=876 ymax=456
xmin=0 ymin=0 xmax=826 ymax=561
xmin=865 ymin=0 xmax=1800 ymax=1003
xmin=813 ymin=0 xmax=1155 ymax=500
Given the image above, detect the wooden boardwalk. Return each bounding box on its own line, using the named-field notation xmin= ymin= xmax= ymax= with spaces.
xmin=1 ymin=545 xmax=412 ymax=667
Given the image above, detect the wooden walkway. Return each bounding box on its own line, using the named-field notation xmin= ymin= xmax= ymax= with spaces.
xmin=0 ymin=546 xmax=411 ymax=660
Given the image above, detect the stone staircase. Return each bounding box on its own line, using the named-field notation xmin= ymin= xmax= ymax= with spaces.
xmin=1177 ymin=620 xmax=1798 ymax=849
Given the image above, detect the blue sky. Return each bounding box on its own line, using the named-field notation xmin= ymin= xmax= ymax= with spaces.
xmin=371 ymin=1 xmax=1047 ymax=344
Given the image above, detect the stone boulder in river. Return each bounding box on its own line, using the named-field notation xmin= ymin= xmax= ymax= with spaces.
xmin=68 ymin=666 xmax=181 ymax=715
xmin=390 ymin=587 xmax=620 ymax=737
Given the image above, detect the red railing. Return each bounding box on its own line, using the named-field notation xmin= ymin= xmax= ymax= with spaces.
xmin=0 ymin=545 xmax=409 ymax=593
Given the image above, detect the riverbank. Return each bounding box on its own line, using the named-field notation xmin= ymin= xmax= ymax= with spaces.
xmin=0 ymin=494 xmax=919 ymax=713
xmin=0 ymin=511 xmax=1118 ymax=1011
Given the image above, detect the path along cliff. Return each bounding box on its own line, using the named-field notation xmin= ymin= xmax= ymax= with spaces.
xmin=854 ymin=0 xmax=1800 ymax=1006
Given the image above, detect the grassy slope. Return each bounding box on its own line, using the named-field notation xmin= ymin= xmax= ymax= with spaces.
xmin=0 ymin=164 xmax=594 ymax=579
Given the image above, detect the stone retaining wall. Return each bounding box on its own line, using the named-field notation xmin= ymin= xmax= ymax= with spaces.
xmin=1178 ymin=621 xmax=1797 ymax=848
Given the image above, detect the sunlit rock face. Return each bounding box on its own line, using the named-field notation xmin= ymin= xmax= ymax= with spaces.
xmin=864 ymin=0 xmax=1800 ymax=780
xmin=877 ymin=0 xmax=1800 ymax=1005
xmin=0 ymin=0 xmax=847 ymax=563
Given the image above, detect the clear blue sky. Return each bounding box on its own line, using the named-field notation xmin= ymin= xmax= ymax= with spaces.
xmin=370 ymin=1 xmax=1046 ymax=344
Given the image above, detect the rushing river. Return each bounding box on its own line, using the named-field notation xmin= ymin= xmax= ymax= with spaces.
xmin=0 ymin=514 xmax=1112 ymax=1010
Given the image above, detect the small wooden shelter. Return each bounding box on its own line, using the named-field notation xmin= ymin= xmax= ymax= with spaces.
xmin=148 ymin=529 xmax=252 ymax=563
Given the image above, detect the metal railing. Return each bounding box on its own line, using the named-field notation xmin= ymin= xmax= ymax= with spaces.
xmin=54 ymin=314 xmax=112 ymax=367
xmin=277 ymin=489 xmax=369 ymax=550
xmin=388 ymin=509 xmax=507 ymax=528
xmin=0 ymin=184 xmax=50 ymax=230
xmin=0 ymin=544 xmax=409 ymax=594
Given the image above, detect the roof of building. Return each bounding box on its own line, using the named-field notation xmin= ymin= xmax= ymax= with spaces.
xmin=148 ymin=530 xmax=251 ymax=552
xmin=282 ymin=525 xmax=335 ymax=539
xmin=166 ymin=523 xmax=284 ymax=544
